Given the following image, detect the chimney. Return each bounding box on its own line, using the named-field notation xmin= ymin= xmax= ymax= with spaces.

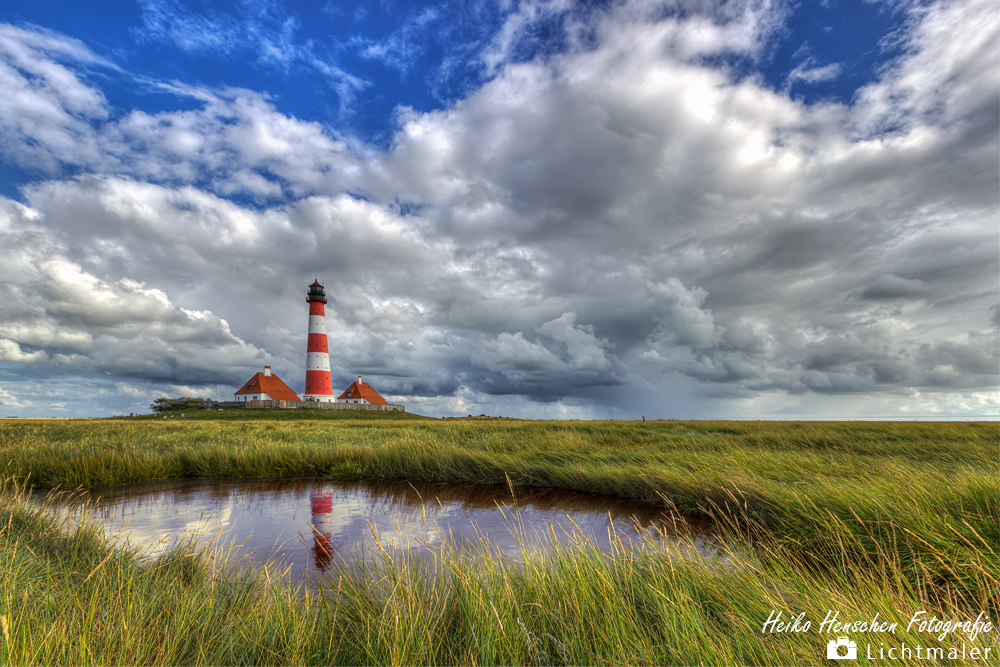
xmin=358 ymin=375 xmax=363 ymax=385
xmin=264 ymin=366 xmax=272 ymax=376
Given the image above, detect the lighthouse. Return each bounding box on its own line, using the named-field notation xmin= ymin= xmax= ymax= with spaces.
xmin=304 ymin=280 xmax=334 ymax=401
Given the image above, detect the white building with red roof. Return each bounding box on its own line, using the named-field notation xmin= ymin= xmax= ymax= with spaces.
xmin=235 ymin=366 xmax=302 ymax=402
xmin=336 ymin=376 xmax=389 ymax=405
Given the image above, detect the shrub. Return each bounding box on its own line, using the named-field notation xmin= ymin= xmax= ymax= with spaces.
xmin=150 ymin=396 xmax=212 ymax=413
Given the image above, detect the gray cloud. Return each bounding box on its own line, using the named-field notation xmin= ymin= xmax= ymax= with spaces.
xmin=474 ymin=312 xmax=626 ymax=396
xmin=861 ymin=274 xmax=928 ymax=300
xmin=0 ymin=252 xmax=268 ymax=385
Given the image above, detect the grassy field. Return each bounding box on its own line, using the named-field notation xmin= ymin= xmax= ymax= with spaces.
xmin=1 ymin=416 xmax=997 ymax=665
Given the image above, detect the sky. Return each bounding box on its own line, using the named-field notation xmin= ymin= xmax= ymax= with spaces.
xmin=0 ymin=0 xmax=996 ymax=419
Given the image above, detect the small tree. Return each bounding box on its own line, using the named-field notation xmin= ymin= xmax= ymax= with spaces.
xmin=150 ymin=396 xmax=212 ymax=413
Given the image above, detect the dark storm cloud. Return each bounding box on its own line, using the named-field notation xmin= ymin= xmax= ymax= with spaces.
xmin=861 ymin=274 xmax=928 ymax=301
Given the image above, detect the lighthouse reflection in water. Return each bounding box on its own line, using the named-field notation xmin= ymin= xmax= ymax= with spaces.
xmin=36 ymin=477 xmax=711 ymax=586
xmin=310 ymin=488 xmax=334 ymax=572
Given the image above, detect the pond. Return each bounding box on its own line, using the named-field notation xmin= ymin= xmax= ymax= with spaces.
xmin=34 ymin=477 xmax=715 ymax=586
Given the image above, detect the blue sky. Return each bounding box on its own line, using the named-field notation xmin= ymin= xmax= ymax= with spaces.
xmin=0 ymin=0 xmax=996 ymax=418
xmin=2 ymin=1 xmax=903 ymax=149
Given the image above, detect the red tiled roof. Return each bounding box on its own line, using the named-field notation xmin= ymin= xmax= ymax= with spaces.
xmin=336 ymin=380 xmax=389 ymax=405
xmin=235 ymin=372 xmax=302 ymax=401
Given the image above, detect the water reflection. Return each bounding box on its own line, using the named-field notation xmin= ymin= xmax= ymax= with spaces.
xmin=34 ymin=477 xmax=712 ymax=585
xmin=311 ymin=489 xmax=334 ymax=572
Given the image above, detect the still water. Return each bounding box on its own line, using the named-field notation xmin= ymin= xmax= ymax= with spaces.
xmin=35 ymin=477 xmax=712 ymax=585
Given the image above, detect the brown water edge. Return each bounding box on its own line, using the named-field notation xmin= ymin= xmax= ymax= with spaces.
xmin=31 ymin=476 xmax=719 ymax=588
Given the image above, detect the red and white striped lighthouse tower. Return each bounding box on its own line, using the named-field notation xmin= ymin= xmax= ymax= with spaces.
xmin=304 ymin=280 xmax=334 ymax=401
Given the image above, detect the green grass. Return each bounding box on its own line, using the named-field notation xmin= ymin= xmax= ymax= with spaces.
xmin=1 ymin=418 xmax=997 ymax=664
xmin=320 ymin=515 xmax=998 ymax=666
xmin=0 ymin=483 xmax=328 ymax=665
xmin=2 ymin=478 xmax=996 ymax=665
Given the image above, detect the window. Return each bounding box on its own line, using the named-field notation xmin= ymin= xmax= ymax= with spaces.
xmin=347 ymin=392 xmax=352 ymax=396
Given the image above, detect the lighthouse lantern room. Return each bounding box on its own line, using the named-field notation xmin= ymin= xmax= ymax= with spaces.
xmin=304 ymin=281 xmax=335 ymax=401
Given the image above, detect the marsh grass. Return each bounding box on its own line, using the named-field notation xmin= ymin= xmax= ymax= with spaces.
xmin=321 ymin=507 xmax=998 ymax=665
xmin=3 ymin=480 xmax=995 ymax=666
xmin=1 ymin=418 xmax=997 ymax=664
xmin=0 ymin=482 xmax=331 ymax=665
xmin=2 ymin=419 xmax=994 ymax=584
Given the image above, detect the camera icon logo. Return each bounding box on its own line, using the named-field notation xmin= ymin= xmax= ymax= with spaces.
xmin=827 ymin=636 xmax=857 ymax=660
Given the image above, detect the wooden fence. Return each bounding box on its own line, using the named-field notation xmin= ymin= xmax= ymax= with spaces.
xmin=213 ymin=400 xmax=404 ymax=412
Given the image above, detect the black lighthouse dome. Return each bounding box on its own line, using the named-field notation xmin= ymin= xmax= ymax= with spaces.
xmin=307 ymin=280 xmax=327 ymax=303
